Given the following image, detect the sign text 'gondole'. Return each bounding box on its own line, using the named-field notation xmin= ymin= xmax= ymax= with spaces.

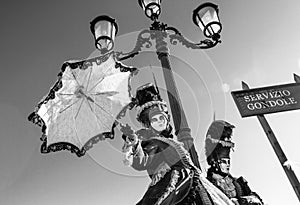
xmin=231 ymin=83 xmax=300 ymax=117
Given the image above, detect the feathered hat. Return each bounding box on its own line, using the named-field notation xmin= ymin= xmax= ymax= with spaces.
xmin=134 ymin=83 xmax=169 ymax=127
xmin=205 ymin=120 xmax=235 ymax=166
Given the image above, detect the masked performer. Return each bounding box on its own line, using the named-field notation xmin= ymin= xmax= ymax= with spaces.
xmin=121 ymin=83 xmax=234 ymax=205
xmin=205 ymin=120 xmax=264 ymax=205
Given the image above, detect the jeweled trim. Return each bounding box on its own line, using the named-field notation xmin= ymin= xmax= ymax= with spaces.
xmin=136 ymin=101 xmax=167 ymax=120
xmin=207 ymin=135 xmax=235 ymax=148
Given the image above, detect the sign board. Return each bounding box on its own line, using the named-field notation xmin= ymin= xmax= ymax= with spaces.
xmin=231 ymin=83 xmax=300 ymax=117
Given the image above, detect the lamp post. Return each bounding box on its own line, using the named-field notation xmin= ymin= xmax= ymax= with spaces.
xmin=90 ymin=0 xmax=222 ymax=169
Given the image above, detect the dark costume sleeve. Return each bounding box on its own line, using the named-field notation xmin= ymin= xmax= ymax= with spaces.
xmin=131 ymin=140 xmax=161 ymax=171
xmin=235 ymin=177 xmax=264 ymax=205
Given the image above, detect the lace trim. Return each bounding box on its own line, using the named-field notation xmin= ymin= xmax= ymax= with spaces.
xmin=155 ymin=170 xmax=180 ymax=205
xmin=122 ymin=138 xmax=142 ymax=166
xmin=152 ymin=137 xmax=194 ymax=168
xmin=122 ymin=144 xmax=134 ymax=166
xmin=149 ymin=162 xmax=171 ymax=186
xmin=199 ymin=174 xmax=235 ymax=205
xmin=212 ymin=174 xmax=237 ymax=198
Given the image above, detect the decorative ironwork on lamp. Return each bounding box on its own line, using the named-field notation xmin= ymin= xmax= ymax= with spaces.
xmin=90 ymin=15 xmax=118 ymax=54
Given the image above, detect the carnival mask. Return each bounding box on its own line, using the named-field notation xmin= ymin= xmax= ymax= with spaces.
xmin=150 ymin=113 xmax=168 ymax=132
xmin=218 ymin=158 xmax=230 ymax=174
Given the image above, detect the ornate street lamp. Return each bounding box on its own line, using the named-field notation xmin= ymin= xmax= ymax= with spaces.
xmin=90 ymin=15 xmax=118 ymax=54
xmin=193 ymin=3 xmax=222 ymax=41
xmin=138 ymin=0 xmax=162 ymax=20
xmin=90 ymin=2 xmax=222 ymax=169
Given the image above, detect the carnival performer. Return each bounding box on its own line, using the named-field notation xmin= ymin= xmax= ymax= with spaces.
xmin=205 ymin=120 xmax=264 ymax=205
xmin=121 ymin=83 xmax=234 ymax=205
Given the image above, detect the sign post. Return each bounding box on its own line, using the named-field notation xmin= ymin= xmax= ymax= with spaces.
xmin=231 ymin=75 xmax=300 ymax=202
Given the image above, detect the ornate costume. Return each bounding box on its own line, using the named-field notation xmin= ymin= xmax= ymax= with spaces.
xmin=205 ymin=120 xmax=264 ymax=205
xmin=122 ymin=83 xmax=234 ymax=205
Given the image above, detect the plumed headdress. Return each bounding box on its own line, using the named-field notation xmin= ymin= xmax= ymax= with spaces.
xmin=134 ymin=83 xmax=169 ymax=127
xmin=205 ymin=120 xmax=235 ymax=166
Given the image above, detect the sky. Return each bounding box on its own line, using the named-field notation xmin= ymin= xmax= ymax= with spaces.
xmin=1 ymin=0 xmax=300 ymax=205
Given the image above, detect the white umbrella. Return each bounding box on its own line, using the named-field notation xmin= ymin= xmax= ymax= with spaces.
xmin=28 ymin=52 xmax=137 ymax=156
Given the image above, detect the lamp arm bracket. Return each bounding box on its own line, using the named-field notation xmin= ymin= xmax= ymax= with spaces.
xmin=165 ymin=26 xmax=181 ymax=35
xmin=116 ymin=29 xmax=153 ymax=61
xmin=168 ymin=32 xmax=220 ymax=49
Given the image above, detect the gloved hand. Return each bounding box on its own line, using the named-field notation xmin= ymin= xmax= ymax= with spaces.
xmin=120 ymin=123 xmax=138 ymax=145
xmin=239 ymin=196 xmax=263 ymax=205
xmin=231 ymin=198 xmax=240 ymax=205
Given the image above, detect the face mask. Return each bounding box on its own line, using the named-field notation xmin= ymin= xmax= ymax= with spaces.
xmin=150 ymin=113 xmax=167 ymax=132
xmin=218 ymin=158 xmax=230 ymax=174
